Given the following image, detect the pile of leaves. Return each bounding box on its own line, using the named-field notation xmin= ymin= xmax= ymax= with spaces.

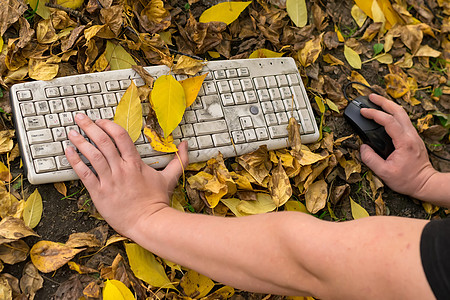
xmin=0 ymin=0 xmax=449 ymax=299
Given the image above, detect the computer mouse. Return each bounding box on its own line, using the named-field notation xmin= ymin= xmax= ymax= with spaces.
xmin=344 ymin=96 xmax=395 ymax=159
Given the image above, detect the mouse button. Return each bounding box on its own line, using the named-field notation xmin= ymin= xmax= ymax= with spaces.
xmin=356 ymin=96 xmax=382 ymax=110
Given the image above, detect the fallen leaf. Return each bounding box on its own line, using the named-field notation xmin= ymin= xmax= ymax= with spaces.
xmin=54 ymin=182 xmax=67 ymax=197
xmin=0 ymin=37 xmax=3 ymax=54
xmin=22 ymin=189 xmax=42 ymax=229
xmin=422 ymin=202 xmax=439 ymax=215
xmin=288 ymin=117 xmax=302 ymax=160
xmin=83 ymin=281 xmax=101 ymax=298
xmin=114 ymin=82 xmax=142 ymax=142
xmin=202 ymin=286 xmax=235 ymax=300
xmin=415 ymin=45 xmax=441 ymax=57
xmin=269 ymin=159 xmax=292 ymax=207
xmin=284 ymin=200 xmax=308 ymax=213
xmin=30 ymin=241 xmax=85 ymax=273
xmin=322 ymin=54 xmax=344 ymax=66
xmin=344 ymin=45 xmax=362 ymax=69
xmin=236 ymin=193 xmax=277 ymax=215
xmin=0 ymin=240 xmax=29 ymax=264
xmin=28 ymin=58 xmax=59 ymax=81
xmin=0 ymin=161 xmax=12 ymax=182
xmin=374 ymin=194 xmax=387 ymax=215
xmin=132 ymin=65 xmax=154 ymax=87
xmin=351 ymin=4 xmax=367 ymax=27
xmin=104 ymin=235 xmax=128 ymax=248
xmin=180 ymin=73 xmax=208 ymax=107
xmin=66 ymin=232 xmax=102 ymax=248
xmin=173 ymin=55 xmax=205 ymax=75
xmin=143 ymin=127 xmax=178 ymax=153
xmin=57 ymin=0 xmax=84 ymax=9
xmin=68 ymin=261 xmax=98 ymax=274
xmin=151 ymin=75 xmax=186 ymax=137
xmin=20 ymin=262 xmax=43 ymax=299
xmin=124 ymin=243 xmax=174 ymax=289
xmin=298 ymin=34 xmax=323 ymax=67
xmin=298 ymin=146 xmax=327 ymax=166
xmin=286 ymin=0 xmax=308 ymax=27
xmin=103 ymin=280 xmax=134 ymax=300
xmin=199 ymin=1 xmax=252 ymax=25
xmin=220 ymin=198 xmax=245 ymax=217
xmin=249 ymin=49 xmax=284 ymax=58
xmin=384 ymin=74 xmax=408 ymax=98
xmin=139 ymin=0 xmax=171 ymax=33
xmin=27 ymin=0 xmax=51 ymax=20
xmin=371 ymin=0 xmax=386 ymax=32
xmin=305 ymin=180 xmax=327 ymax=214
xmin=180 ymin=270 xmax=214 ymax=298
xmin=350 ymin=197 xmax=370 ymax=219
xmin=237 ymin=146 xmax=272 ymax=186
xmin=105 ymin=41 xmax=137 ymax=70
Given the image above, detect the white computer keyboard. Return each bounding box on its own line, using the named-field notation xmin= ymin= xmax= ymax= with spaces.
xmin=10 ymin=58 xmax=319 ymax=184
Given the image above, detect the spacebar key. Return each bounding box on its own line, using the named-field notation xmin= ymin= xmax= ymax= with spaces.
xmin=193 ymin=120 xmax=228 ymax=135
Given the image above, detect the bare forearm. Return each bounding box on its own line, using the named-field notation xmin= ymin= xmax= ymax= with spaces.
xmin=414 ymin=172 xmax=450 ymax=207
xmin=130 ymin=208 xmax=320 ymax=296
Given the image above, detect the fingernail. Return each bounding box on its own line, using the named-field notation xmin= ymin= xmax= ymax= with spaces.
xmin=69 ymin=130 xmax=79 ymax=137
xmin=76 ymin=113 xmax=85 ymax=120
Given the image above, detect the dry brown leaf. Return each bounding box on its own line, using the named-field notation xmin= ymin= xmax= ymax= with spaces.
xmin=173 ymin=55 xmax=206 ymax=75
xmin=330 ymin=184 xmax=350 ymax=205
xmin=374 ymin=194 xmax=387 ymax=216
xmin=0 ymin=130 xmax=14 ymax=154
xmin=65 ymin=232 xmax=102 ymax=248
xmin=400 ymin=24 xmax=423 ymax=55
xmin=305 ymin=180 xmax=328 ymax=214
xmin=0 ymin=217 xmax=38 ymax=242
xmin=132 ymin=65 xmax=155 ymax=87
xmin=20 ymin=262 xmax=43 ymax=299
xmin=237 ymin=146 xmax=272 ymax=186
xmin=54 ymin=182 xmax=67 ymax=197
xmin=0 ymin=240 xmax=29 ymax=264
xmin=0 ymin=0 xmax=28 ymax=36
xmin=298 ymin=33 xmax=323 ymax=67
xmin=288 ymin=117 xmax=303 ymax=160
xmin=269 ymin=159 xmax=292 ymax=207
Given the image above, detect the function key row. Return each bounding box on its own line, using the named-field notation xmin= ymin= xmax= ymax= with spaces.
xmin=213 ymin=67 xmax=249 ymax=80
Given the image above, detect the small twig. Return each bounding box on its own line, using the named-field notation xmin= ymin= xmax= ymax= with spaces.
xmin=167 ymin=48 xmax=204 ymax=60
xmin=351 ymin=18 xmax=371 ymax=38
xmin=45 ymin=2 xmax=91 ymax=24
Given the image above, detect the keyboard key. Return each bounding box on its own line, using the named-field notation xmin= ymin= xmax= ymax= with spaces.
xmin=181 ymin=124 xmax=195 ymax=137
xmin=60 ymin=86 xmax=74 ymax=96
xmin=45 ymin=114 xmax=60 ymax=128
xmin=221 ymin=94 xmax=234 ymax=106
xmin=233 ymin=92 xmax=246 ymax=105
xmin=291 ymin=86 xmax=307 ymax=109
xmin=17 ymin=90 xmax=32 ymax=101
xmin=283 ymin=99 xmax=294 ymax=111
xmin=217 ymin=81 xmax=231 ymax=93
xmin=287 ymin=73 xmax=299 ymax=85
xmin=255 ymin=127 xmax=269 ymax=140
xmin=136 ymin=144 xmax=159 ymax=157
xmin=103 ymin=94 xmax=117 ymax=107
xmin=99 ymin=107 xmax=114 ymax=119
xmin=34 ymin=158 xmax=57 ymax=173
xmin=49 ymin=100 xmax=64 ymax=113
xmin=45 ymin=87 xmax=60 ymax=98
xmin=87 ymin=109 xmax=101 ymax=121
xmin=240 ymin=116 xmax=253 ymax=129
xmin=237 ymin=67 xmax=249 ymax=77
xmin=268 ymin=125 xmax=289 ymax=139
xmin=119 ymin=79 xmax=132 ymax=90
xmin=201 ymin=72 xmax=213 ymax=81
xmin=35 ymin=101 xmax=50 ymax=115
xmin=244 ymin=129 xmax=257 ymax=142
xmin=191 ymin=98 xmax=203 ymax=109
xmin=280 ymin=87 xmax=292 ymax=99
xmin=269 ymin=88 xmax=281 ymax=100
xmin=197 ymin=135 xmax=214 ymax=149
xmin=244 ymin=91 xmax=258 ymax=103
xmin=212 ymin=132 xmax=231 ymax=146
xmin=213 ymin=70 xmax=226 ymax=79
xmin=261 ymin=102 xmax=274 ymax=114
xmin=300 ymin=110 xmax=315 ymax=133
xmin=172 ymin=127 xmax=182 ymax=139
xmin=193 ymin=120 xmax=228 ymax=135
xmin=265 ymin=76 xmax=277 ymax=88
xmin=106 ymin=81 xmax=120 ymax=91
xmin=203 ymin=82 xmax=217 ymax=95
xmin=230 ymin=79 xmax=242 ymax=92
xmin=65 ymin=126 xmax=80 ymax=137
xmin=62 ymin=140 xmax=76 ymax=151
xmin=24 ymin=116 xmax=46 ymax=130
xmin=73 ymin=84 xmax=87 ymax=94
xmin=90 ymin=95 xmax=104 ymax=108
xmin=225 ymin=69 xmax=238 ymax=78
xmin=257 ymin=89 xmax=270 ymax=101
xmin=52 ymin=127 xmax=67 ymax=141
xmin=276 ymin=75 xmax=289 ymax=87
xmin=63 ymin=98 xmax=78 ymax=111
xmin=27 ymin=129 xmax=53 ymax=144
xmin=20 ymin=103 xmax=36 ymax=116
xmin=265 ymin=114 xmax=277 ymax=126
xmin=56 ymin=155 xmax=71 ymax=170
xmin=134 ymin=78 xmax=145 ymax=87
xmin=276 ymin=112 xmax=289 ymax=124
xmin=240 ymin=78 xmax=253 ymax=91
xmin=59 ymin=112 xmax=74 ymax=126
xmin=31 ymin=142 xmax=64 ymax=158
xmin=253 ymin=77 xmax=266 ymax=89
xmin=182 ymin=137 xmax=199 ymax=150
xmin=232 ymin=131 xmax=245 ymax=144
xmin=197 ymin=96 xmax=223 ymax=122
xmin=185 ymin=111 xmax=197 ymax=123
xmin=87 ymin=82 xmax=101 ymax=93
xmin=272 ymin=100 xmax=285 ymax=113
xmin=76 ymin=96 xmax=91 ymax=110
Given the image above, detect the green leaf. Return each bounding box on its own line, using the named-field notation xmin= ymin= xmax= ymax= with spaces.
xmin=103 ymin=280 xmax=135 ymax=300
xmin=105 ymin=41 xmax=137 ymax=70
xmin=23 ymin=189 xmax=43 ymax=229
xmin=113 ymin=82 xmax=142 ymax=142
xmin=350 ymin=197 xmax=369 ymax=219
xmin=152 ymin=75 xmax=186 ymax=137
xmin=286 ymin=0 xmax=308 ymax=27
xmin=373 ymin=43 xmax=384 ymax=56
xmin=124 ymin=243 xmax=175 ymax=289
xmin=344 ymin=45 xmax=362 ymax=69
xmin=433 ymin=87 xmax=443 ymax=97
xmin=199 ymin=1 xmax=252 ymax=25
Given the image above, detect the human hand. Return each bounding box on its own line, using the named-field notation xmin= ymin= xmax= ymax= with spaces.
xmin=65 ymin=114 xmax=189 ymax=237
xmin=359 ymin=94 xmax=437 ymax=199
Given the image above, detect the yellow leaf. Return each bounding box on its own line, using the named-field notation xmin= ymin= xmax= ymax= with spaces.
xmin=103 ymin=280 xmax=135 ymax=300
xmin=220 ymin=198 xmax=246 ymax=217
xmin=351 ymin=5 xmax=367 ymax=27
xmin=350 ymin=197 xmax=370 ymax=219
xmin=23 ymin=189 xmax=43 ymax=229
xmin=298 ymin=33 xmax=323 ymax=67
xmin=305 ymin=180 xmax=327 ymax=214
xmin=335 ymin=25 xmax=345 ymax=42
xmin=114 ymin=82 xmax=142 ymax=143
xmin=143 ymin=127 xmax=178 ymax=153
xmin=322 ymin=54 xmax=344 ymax=66
xmin=236 ymin=193 xmax=277 ymax=215
xmin=124 ymin=243 xmax=175 ymax=289
xmin=151 ymin=75 xmax=186 ymax=137
xmin=314 ymin=96 xmax=326 ymax=114
xmin=199 ymin=1 xmax=252 ymax=25
xmin=173 ymin=56 xmax=205 ymax=76
xmin=326 ymin=99 xmax=340 ymax=113
xmin=0 ymin=37 xmax=3 ymax=53
xmin=180 ymin=270 xmax=214 ymax=298
xmin=203 ymin=286 xmax=235 ymax=299
xmin=30 ymin=241 xmax=85 ymax=273
xmin=269 ymin=159 xmax=292 ymax=207
xmin=384 ymin=74 xmax=408 ymax=98
xmin=180 ymin=74 xmax=208 ymax=107
xmin=67 ymin=261 xmax=98 ymax=274
xmin=375 ymin=53 xmax=393 ymax=64
xmin=344 ymin=45 xmax=361 ymax=69
xmin=354 ymin=0 xmax=401 ymax=29
xmin=28 ymin=0 xmax=51 ymax=19
xmin=56 ymin=0 xmax=84 ymax=9
xmin=105 ymin=41 xmax=137 ymax=70
xmin=284 ymin=200 xmax=308 ymax=213
xmin=286 ymin=0 xmax=308 ymax=28
xmin=28 ymin=58 xmax=59 ymax=81
xmin=249 ymin=49 xmax=284 ymax=58
xmin=415 ymin=45 xmax=442 ymax=57
xmin=0 ymin=161 xmax=11 ymax=182
xmin=54 ymin=182 xmax=67 ymax=197
xmin=298 ymin=147 xmax=327 ymax=166
xmin=208 ymin=51 xmax=221 ymax=58
xmin=371 ymin=0 xmax=386 ymax=32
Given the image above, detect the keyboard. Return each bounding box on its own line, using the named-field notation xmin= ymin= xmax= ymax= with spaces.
xmin=10 ymin=58 xmax=319 ymax=184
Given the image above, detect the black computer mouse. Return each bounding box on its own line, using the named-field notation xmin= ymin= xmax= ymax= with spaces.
xmin=344 ymin=96 xmax=395 ymax=159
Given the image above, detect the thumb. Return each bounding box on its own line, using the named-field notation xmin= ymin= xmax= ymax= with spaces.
xmin=161 ymin=141 xmax=189 ymax=190
xmin=360 ymin=144 xmax=386 ymax=176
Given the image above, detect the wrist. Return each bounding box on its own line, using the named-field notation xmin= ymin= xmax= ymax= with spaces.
xmin=411 ymin=169 xmax=442 ymax=202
